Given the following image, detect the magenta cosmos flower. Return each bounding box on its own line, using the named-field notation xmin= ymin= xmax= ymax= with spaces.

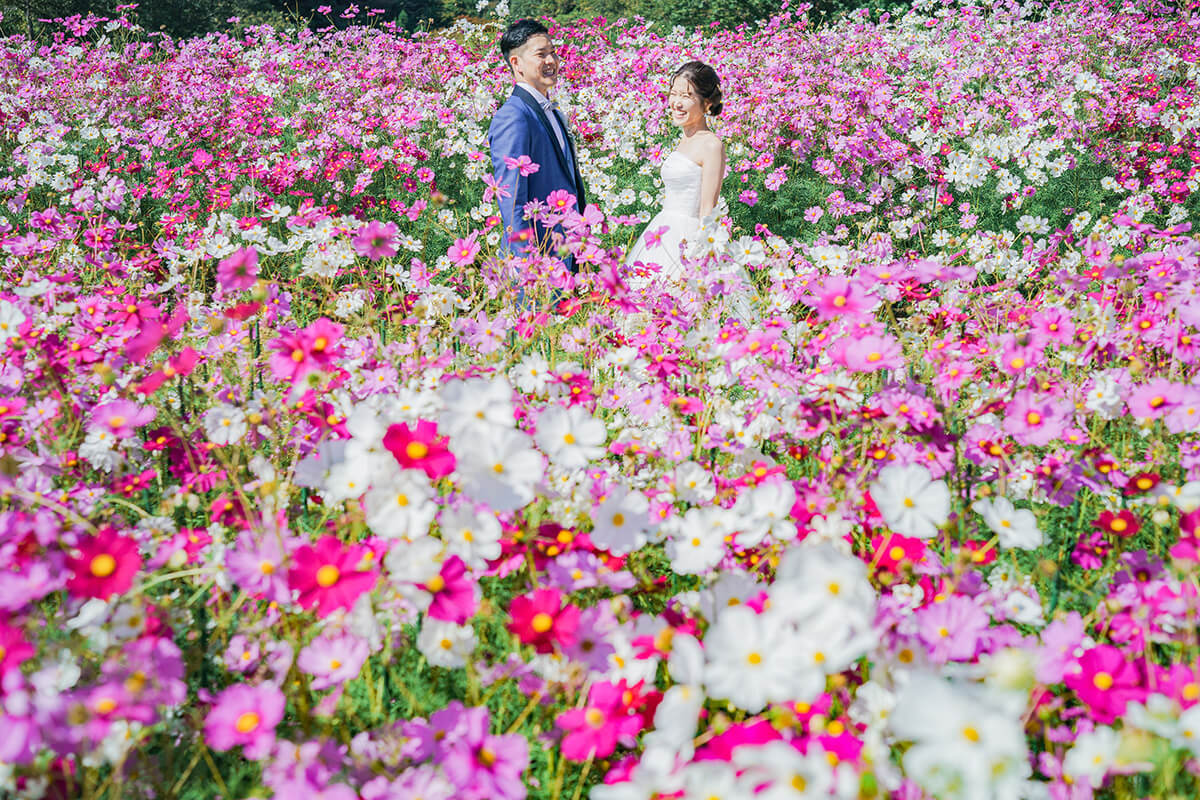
xmin=805 ymin=275 xmax=876 ymax=321
xmin=205 ymin=682 xmax=286 ymax=759
xmin=216 ymin=246 xmax=259 ymax=290
xmin=288 ymin=535 xmax=378 ymax=618
xmin=422 ymin=555 xmax=478 ymax=624
xmin=268 ymin=318 xmax=345 ymax=383
xmin=1063 ymin=645 xmax=1145 ymax=723
xmin=557 ymin=680 xmax=645 ymax=762
xmin=508 ymin=588 xmax=579 ymax=654
xmin=383 ymin=420 xmax=455 ymax=480
xmin=66 ymin=527 xmax=142 ymax=599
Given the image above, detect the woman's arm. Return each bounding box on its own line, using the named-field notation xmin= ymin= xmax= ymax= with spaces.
xmin=697 ymin=135 xmax=726 ymax=219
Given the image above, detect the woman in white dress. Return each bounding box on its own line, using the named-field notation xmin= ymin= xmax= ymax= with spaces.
xmin=626 ymin=61 xmax=728 ymax=289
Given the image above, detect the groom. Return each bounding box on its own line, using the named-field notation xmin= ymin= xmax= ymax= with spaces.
xmin=488 ymin=19 xmax=587 ymax=272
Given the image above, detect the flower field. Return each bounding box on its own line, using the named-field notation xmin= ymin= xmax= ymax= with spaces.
xmin=2 ymin=0 xmax=1200 ymax=797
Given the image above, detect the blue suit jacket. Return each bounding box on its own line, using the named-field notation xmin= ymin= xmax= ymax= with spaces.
xmin=488 ymin=86 xmax=587 ymax=266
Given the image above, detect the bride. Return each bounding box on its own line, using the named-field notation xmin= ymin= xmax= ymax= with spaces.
xmin=625 ymin=61 xmax=752 ymax=316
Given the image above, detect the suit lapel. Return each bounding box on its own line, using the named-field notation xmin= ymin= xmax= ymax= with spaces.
xmin=512 ymin=86 xmax=573 ymax=182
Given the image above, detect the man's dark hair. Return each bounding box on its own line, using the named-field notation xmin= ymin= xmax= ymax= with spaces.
xmin=499 ymin=19 xmax=550 ymax=63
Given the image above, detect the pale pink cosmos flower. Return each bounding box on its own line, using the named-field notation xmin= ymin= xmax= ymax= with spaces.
xmin=503 ymin=154 xmax=540 ymax=176
xmin=352 ymin=220 xmax=399 ymax=261
xmin=841 ymin=333 xmax=903 ymax=372
xmin=1003 ymin=389 xmax=1069 ymax=447
xmin=204 ymin=683 xmax=285 ymax=760
xmin=90 ymin=400 xmax=156 ymax=439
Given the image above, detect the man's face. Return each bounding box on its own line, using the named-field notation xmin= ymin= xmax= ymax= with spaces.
xmin=509 ymin=34 xmax=559 ymax=96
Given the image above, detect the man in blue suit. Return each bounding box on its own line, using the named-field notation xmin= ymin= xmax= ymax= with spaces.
xmin=488 ymin=19 xmax=588 ymax=273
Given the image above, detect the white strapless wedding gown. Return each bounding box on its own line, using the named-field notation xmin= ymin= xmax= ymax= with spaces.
xmin=625 ymin=151 xmax=705 ymax=285
xmin=624 ymin=152 xmax=756 ymax=320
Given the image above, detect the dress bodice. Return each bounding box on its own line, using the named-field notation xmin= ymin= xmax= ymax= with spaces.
xmin=660 ymin=151 xmax=703 ymax=219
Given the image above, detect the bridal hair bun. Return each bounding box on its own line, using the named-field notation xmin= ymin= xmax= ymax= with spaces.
xmin=672 ymin=61 xmax=723 ymax=116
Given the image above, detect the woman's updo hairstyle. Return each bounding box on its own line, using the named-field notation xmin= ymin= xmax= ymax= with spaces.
xmin=671 ymin=61 xmax=723 ymax=116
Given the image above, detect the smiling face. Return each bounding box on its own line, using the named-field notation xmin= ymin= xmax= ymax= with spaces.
xmin=509 ymin=33 xmax=559 ymax=96
xmin=668 ymin=75 xmax=708 ymax=128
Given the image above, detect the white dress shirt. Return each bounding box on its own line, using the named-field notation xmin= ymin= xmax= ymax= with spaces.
xmin=516 ymin=81 xmax=568 ymax=156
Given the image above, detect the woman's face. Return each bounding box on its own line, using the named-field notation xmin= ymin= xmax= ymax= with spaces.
xmin=668 ymin=76 xmax=707 ymax=128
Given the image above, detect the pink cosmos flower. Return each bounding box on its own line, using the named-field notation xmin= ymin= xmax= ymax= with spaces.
xmin=841 ymin=333 xmax=903 ymax=372
xmin=352 ymin=220 xmax=399 ymax=261
xmin=447 ymin=233 xmax=481 ymax=268
xmin=503 ymin=154 xmax=540 ymax=176
xmin=91 ymin=400 xmax=156 ymax=439
xmin=915 ymin=594 xmax=989 ymax=663
xmin=383 ymin=420 xmax=455 ymax=480
xmin=1125 ymin=378 xmax=1179 ymax=420
xmin=204 ymin=682 xmax=285 ymax=759
xmin=288 ymin=535 xmax=377 ymax=618
xmin=216 ymin=247 xmax=259 ymax=290
xmin=805 ymin=275 xmax=876 ymax=320
xmin=297 ymin=631 xmax=370 ymax=690
xmin=0 ymin=622 xmax=33 ymax=678
xmin=268 ymin=318 xmax=344 ymax=383
xmin=422 ymin=556 xmax=478 ymax=624
xmin=508 ymin=588 xmax=579 ymax=654
xmin=482 ymin=174 xmax=512 ymax=203
xmin=1003 ymin=389 xmax=1069 ymax=447
xmin=1036 ymin=612 xmax=1085 ymax=684
xmin=557 ymin=680 xmax=647 ymax=762
xmin=641 ymin=225 xmax=669 ymax=250
xmin=546 ymin=189 xmax=577 ymax=213
xmin=66 ymin=527 xmax=142 ymax=599
xmin=804 ymin=206 xmax=824 ymax=223
xmin=1063 ymin=645 xmax=1145 ymax=723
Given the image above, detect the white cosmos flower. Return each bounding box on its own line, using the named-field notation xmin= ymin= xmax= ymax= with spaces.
xmin=703 ymin=605 xmax=810 ymax=713
xmin=870 ymin=463 xmax=951 ymax=539
xmin=438 ymin=505 xmax=502 ymax=569
xmin=665 ymin=506 xmax=729 ymax=575
xmin=1176 ymin=704 xmax=1200 ymax=757
xmin=732 ymin=741 xmax=835 ymax=800
xmin=342 ymin=403 xmax=395 ymax=477
xmin=203 ymin=405 xmax=247 ymax=446
xmin=363 ymin=473 xmax=437 ymax=540
xmin=673 ymin=461 xmax=716 ymax=503
xmin=971 ymin=496 xmax=1043 ymax=550
xmin=417 ymin=618 xmax=476 ymax=669
xmin=590 ymin=487 xmax=650 ymax=556
xmin=0 ymin=300 xmax=25 ymax=342
xmin=534 ymin=404 xmax=607 ymax=469
xmin=891 ymin=673 xmax=1030 ymax=800
xmin=322 ymin=457 xmax=372 ymax=504
xmin=440 ymin=376 xmax=515 ymax=436
xmin=1061 ymin=725 xmax=1120 ymax=789
xmin=772 ymin=540 xmax=876 ymax=630
xmin=730 ymin=235 xmax=766 ymax=267
xmin=453 ymin=426 xmax=543 ymax=512
xmin=732 ymin=480 xmax=797 ymax=546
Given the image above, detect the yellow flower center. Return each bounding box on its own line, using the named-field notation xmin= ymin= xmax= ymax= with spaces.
xmin=90 ymin=553 xmax=116 ymax=578
xmin=747 ymin=652 xmax=762 ymax=665
xmin=531 ymin=612 xmax=554 ymax=633
xmin=1093 ymin=671 xmax=1114 ymax=690
xmin=426 ymin=574 xmax=446 ymax=593
xmin=405 ymin=441 xmax=429 ymax=460
xmin=235 ymin=711 xmax=260 ymax=734
xmin=316 ymin=565 xmax=340 ymax=587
